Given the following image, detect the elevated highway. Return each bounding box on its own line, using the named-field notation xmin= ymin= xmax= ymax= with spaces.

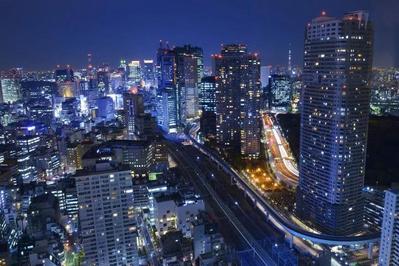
xmin=185 ymin=131 xmax=380 ymax=248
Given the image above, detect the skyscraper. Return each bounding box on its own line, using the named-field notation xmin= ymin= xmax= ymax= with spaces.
xmin=174 ymin=45 xmax=204 ymax=123
xmin=156 ymin=43 xmax=178 ymax=133
xmin=199 ymin=76 xmax=217 ymax=140
xmin=128 ymin=60 xmax=141 ymax=85
xmin=0 ymin=68 xmax=22 ymax=103
xmin=123 ymin=88 xmax=144 ymax=139
xmin=296 ymin=11 xmax=373 ymax=235
xmin=158 ymin=88 xmax=178 ymax=133
xmin=260 ymin=65 xmax=272 ymax=89
xmin=16 ymin=135 xmax=40 ymax=184
xmin=96 ymin=96 xmax=115 ymax=122
xmin=214 ymin=44 xmax=262 ymax=158
xmin=379 ymin=189 xmax=399 ymax=265
xmin=75 ymin=164 xmax=138 ymax=265
xmin=199 ymin=76 xmax=217 ymax=113
xmin=142 ymin=59 xmax=156 ymax=88
xmin=55 ymin=67 xmax=76 ymax=98
xmin=268 ymin=74 xmax=292 ymax=111
xmin=288 ymin=43 xmax=292 ymax=76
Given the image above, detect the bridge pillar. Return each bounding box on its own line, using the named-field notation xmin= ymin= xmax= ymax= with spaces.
xmin=368 ymin=242 xmax=374 ymax=259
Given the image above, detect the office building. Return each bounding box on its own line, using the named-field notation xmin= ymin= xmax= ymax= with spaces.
xmin=20 ymin=80 xmax=56 ymax=102
xmin=123 ymin=88 xmax=144 ymax=139
xmin=0 ymin=68 xmax=22 ymax=104
xmin=378 ymin=189 xmax=399 ymax=265
xmin=96 ymin=96 xmax=115 ymax=122
xmin=174 ymin=45 xmax=204 ymax=123
xmin=363 ymin=186 xmax=384 ymax=231
xmin=1 ymin=78 xmax=21 ymax=103
xmin=47 ymin=177 xmax=78 ymax=218
xmin=75 ymin=164 xmax=138 ymax=265
xmin=55 ymin=67 xmax=76 ymax=99
xmin=16 ymin=135 xmax=41 ymax=184
xmin=156 ymin=43 xmax=178 ymax=133
xmin=109 ymin=71 xmax=124 ymax=92
xmin=142 ymin=59 xmax=156 ymax=88
xmin=55 ymin=67 xmax=74 ymax=82
xmin=296 ymin=11 xmax=373 ymax=235
xmin=128 ymin=60 xmax=141 ymax=85
xmin=81 ymin=140 xmax=155 ymax=174
xmin=199 ymin=76 xmax=217 ymax=140
xmin=66 ymin=143 xmax=83 ymax=172
xmin=260 ymin=65 xmax=272 ymax=89
xmin=268 ymin=74 xmax=292 ymax=111
xmin=214 ymin=44 xmax=262 ymax=158
xmin=199 ymin=76 xmax=217 ymax=113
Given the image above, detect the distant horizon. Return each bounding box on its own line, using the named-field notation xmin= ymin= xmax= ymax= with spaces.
xmin=1 ymin=60 xmax=397 ymax=73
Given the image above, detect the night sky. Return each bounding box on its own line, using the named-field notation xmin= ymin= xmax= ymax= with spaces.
xmin=1 ymin=0 xmax=398 ymax=70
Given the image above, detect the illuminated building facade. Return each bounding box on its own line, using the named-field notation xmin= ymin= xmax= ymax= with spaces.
xmin=0 ymin=68 xmax=22 ymax=103
xmin=379 ymin=189 xmax=399 ymax=266
xmin=199 ymin=76 xmax=217 ymax=139
xmin=214 ymin=44 xmax=262 ymax=158
xmin=96 ymin=96 xmax=115 ymax=122
xmin=268 ymin=74 xmax=292 ymax=111
xmin=199 ymin=76 xmax=217 ymax=113
xmin=128 ymin=60 xmax=141 ymax=85
xmin=174 ymin=45 xmax=204 ymax=123
xmin=16 ymin=135 xmax=41 ymax=184
xmin=75 ymin=166 xmax=138 ymax=265
xmin=142 ymin=59 xmax=156 ymax=88
xmin=296 ymin=11 xmax=373 ymax=235
xmin=156 ymin=43 xmax=178 ymax=133
xmin=123 ymin=89 xmax=144 ymax=139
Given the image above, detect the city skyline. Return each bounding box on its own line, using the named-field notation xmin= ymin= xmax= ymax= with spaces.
xmin=1 ymin=2 xmax=399 ymax=265
xmin=0 ymin=0 xmax=398 ymax=70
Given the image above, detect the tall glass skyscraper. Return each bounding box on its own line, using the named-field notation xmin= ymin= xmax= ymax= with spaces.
xmin=156 ymin=43 xmax=178 ymax=133
xmin=0 ymin=68 xmax=23 ymax=103
xmin=142 ymin=59 xmax=156 ymax=88
xmin=128 ymin=60 xmax=141 ymax=85
xmin=379 ymin=189 xmax=399 ymax=265
xmin=199 ymin=76 xmax=217 ymax=113
xmin=214 ymin=44 xmax=262 ymax=158
xmin=296 ymin=11 xmax=373 ymax=235
xmin=123 ymin=89 xmax=144 ymax=139
xmin=174 ymin=45 xmax=204 ymax=123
